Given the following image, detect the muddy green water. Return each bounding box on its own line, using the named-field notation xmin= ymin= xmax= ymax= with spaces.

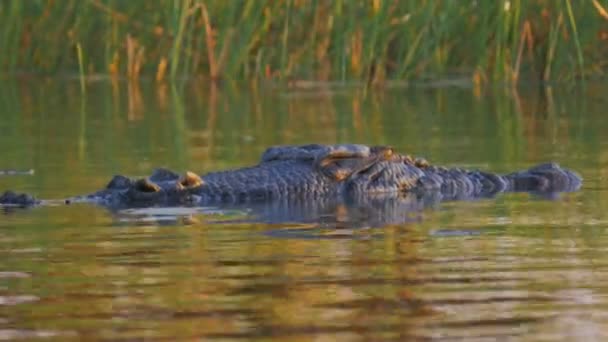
xmin=0 ymin=80 xmax=606 ymax=341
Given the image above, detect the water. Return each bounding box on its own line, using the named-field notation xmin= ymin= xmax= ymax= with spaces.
xmin=0 ymin=79 xmax=606 ymax=341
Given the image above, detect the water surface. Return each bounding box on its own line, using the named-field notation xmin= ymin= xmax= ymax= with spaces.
xmin=0 ymin=79 xmax=606 ymax=341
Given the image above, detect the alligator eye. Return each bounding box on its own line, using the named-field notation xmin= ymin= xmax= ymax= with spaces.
xmin=134 ymin=178 xmax=161 ymax=193
xmin=179 ymin=171 xmax=203 ymax=188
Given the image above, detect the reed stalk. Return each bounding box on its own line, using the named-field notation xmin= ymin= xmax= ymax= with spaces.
xmin=564 ymin=0 xmax=585 ymax=80
xmin=76 ymin=42 xmax=86 ymax=95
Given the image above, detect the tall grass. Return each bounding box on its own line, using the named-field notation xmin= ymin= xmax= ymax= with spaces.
xmin=1 ymin=0 xmax=606 ymax=83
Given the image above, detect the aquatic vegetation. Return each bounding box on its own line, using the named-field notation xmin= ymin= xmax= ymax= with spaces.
xmin=0 ymin=0 xmax=606 ymax=82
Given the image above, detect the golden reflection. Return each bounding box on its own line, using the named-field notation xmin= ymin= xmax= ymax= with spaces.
xmin=127 ymin=79 xmax=144 ymax=121
xmin=156 ymin=81 xmax=168 ymax=111
xmin=17 ymin=80 xmax=34 ymax=120
xmin=368 ymin=89 xmax=385 ymax=141
xmin=110 ymin=75 xmax=121 ymax=117
xmin=351 ymin=94 xmax=362 ymax=137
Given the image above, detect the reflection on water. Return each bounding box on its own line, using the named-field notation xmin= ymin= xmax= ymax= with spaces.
xmin=0 ymin=79 xmax=606 ymax=340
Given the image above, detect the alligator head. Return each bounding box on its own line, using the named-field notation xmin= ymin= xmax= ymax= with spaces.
xmin=67 ymin=168 xmax=206 ymax=207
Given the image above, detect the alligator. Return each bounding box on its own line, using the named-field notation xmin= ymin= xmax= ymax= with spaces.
xmin=0 ymin=144 xmax=582 ymax=212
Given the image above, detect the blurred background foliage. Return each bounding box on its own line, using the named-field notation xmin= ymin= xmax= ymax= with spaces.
xmin=1 ymin=0 xmax=607 ymax=83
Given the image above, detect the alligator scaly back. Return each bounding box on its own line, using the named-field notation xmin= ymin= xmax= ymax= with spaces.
xmin=0 ymin=144 xmax=581 ymax=209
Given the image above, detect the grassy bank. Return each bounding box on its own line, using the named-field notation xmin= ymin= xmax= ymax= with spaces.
xmin=1 ymin=0 xmax=606 ymax=83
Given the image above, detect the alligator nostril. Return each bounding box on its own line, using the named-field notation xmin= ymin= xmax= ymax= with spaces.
xmin=179 ymin=171 xmax=203 ymax=188
xmin=134 ymin=178 xmax=161 ymax=193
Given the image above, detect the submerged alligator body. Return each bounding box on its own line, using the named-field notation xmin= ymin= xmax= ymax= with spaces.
xmin=0 ymin=144 xmax=582 ymax=210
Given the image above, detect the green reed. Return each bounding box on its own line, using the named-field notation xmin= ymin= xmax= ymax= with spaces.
xmin=1 ymin=0 xmax=605 ymax=83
